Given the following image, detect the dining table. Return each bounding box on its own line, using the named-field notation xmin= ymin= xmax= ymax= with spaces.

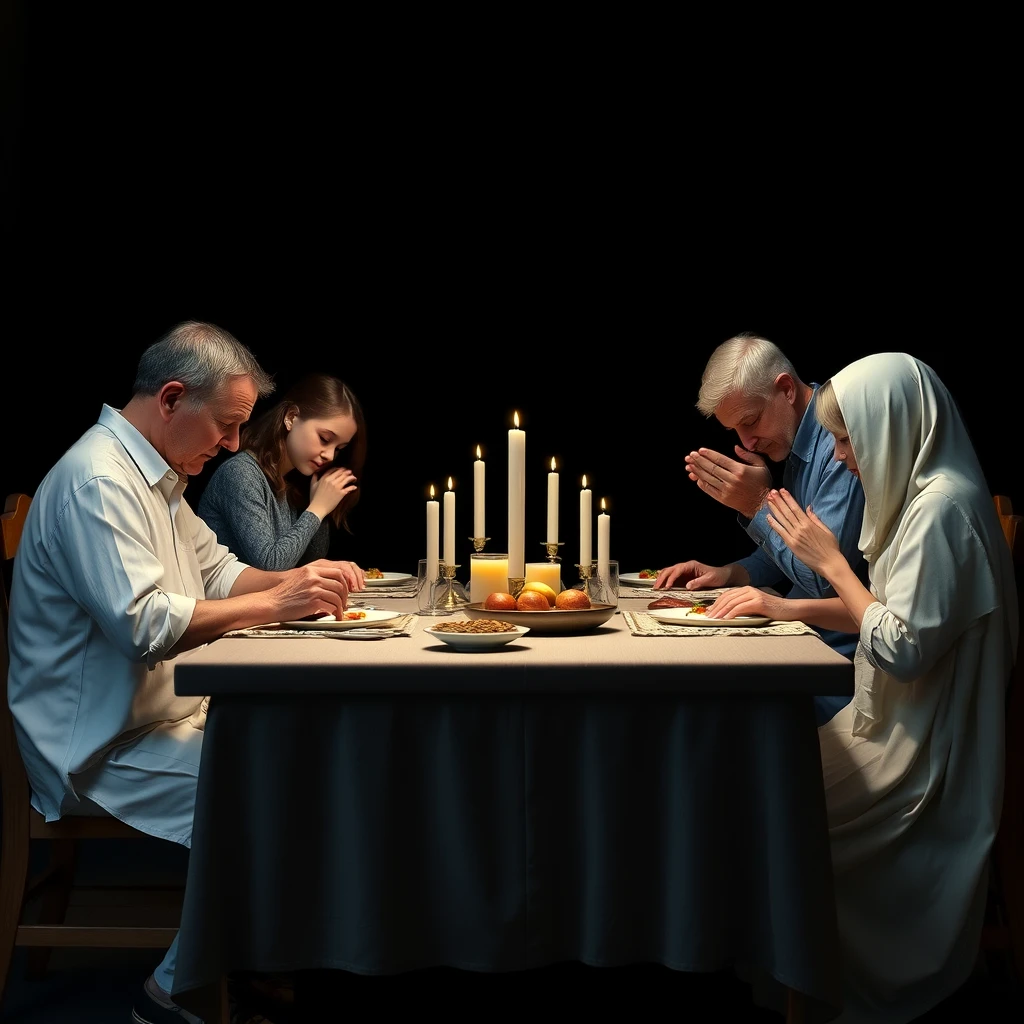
xmin=169 ymin=584 xmax=854 ymax=1023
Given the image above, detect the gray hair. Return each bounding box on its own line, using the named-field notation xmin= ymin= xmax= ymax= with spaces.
xmin=132 ymin=321 xmax=276 ymax=405
xmin=696 ymin=332 xmax=800 ymax=417
xmin=813 ymin=379 xmax=846 ymax=435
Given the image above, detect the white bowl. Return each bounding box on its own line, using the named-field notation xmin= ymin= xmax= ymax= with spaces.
xmin=424 ymin=623 xmax=530 ymax=650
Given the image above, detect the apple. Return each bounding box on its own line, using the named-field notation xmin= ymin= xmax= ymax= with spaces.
xmin=555 ymin=588 xmax=591 ymax=610
xmin=484 ymin=592 xmax=517 ymax=611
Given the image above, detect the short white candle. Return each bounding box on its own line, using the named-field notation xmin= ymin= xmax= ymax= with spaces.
xmin=598 ymin=497 xmax=610 ymax=581
xmin=508 ymin=411 xmax=526 ymax=578
xmin=474 ymin=445 xmax=485 ymax=539
xmin=579 ymin=475 xmax=592 ymax=568
xmin=426 ymin=485 xmax=439 ymax=582
xmin=546 ymin=456 xmax=559 ymax=544
xmin=444 ymin=477 xmax=456 ymax=567
xmin=525 ymin=561 xmax=561 ymax=593
xmin=470 ymin=554 xmax=509 ymax=604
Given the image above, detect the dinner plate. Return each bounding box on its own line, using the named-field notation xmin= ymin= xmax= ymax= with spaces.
xmin=463 ymin=602 xmax=617 ymax=634
xmin=619 ymin=572 xmax=661 ymax=587
xmin=362 ymin=572 xmax=414 ymax=586
xmin=281 ymin=609 xmax=404 ymax=630
xmin=650 ymin=608 xmax=772 ymax=628
xmin=424 ymin=624 xmax=530 ymax=650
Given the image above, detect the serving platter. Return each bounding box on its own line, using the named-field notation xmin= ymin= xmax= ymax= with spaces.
xmin=424 ymin=624 xmax=530 ymax=650
xmin=462 ymin=602 xmax=617 ymax=634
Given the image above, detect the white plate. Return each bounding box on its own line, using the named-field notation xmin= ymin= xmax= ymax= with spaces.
xmin=362 ymin=572 xmax=414 ymax=586
xmin=281 ymin=609 xmax=404 ymax=630
xmin=649 ymin=608 xmax=772 ymax=628
xmin=620 ymin=572 xmax=661 ymax=587
xmin=424 ymin=624 xmax=530 ymax=650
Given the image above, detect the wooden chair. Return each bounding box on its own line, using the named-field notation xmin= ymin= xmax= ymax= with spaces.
xmin=981 ymin=494 xmax=1024 ymax=990
xmin=0 ymin=493 xmax=182 ymax=1006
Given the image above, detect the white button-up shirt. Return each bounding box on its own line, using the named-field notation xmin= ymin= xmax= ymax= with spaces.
xmin=7 ymin=404 xmax=248 ymax=820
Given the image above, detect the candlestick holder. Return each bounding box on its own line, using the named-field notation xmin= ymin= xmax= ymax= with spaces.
xmin=507 ymin=577 xmax=526 ymax=600
xmin=437 ymin=562 xmax=469 ymax=611
xmin=469 ymin=536 xmax=491 ymax=553
xmin=542 ymin=541 xmax=563 ymax=562
xmin=574 ymin=563 xmax=604 ymax=603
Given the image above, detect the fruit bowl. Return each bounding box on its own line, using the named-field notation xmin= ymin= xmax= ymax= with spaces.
xmin=462 ymin=602 xmax=617 ymax=635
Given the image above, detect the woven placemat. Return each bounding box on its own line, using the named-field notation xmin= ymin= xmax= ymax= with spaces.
xmin=622 ymin=610 xmax=819 ymax=639
xmin=224 ymin=614 xmax=415 ymax=641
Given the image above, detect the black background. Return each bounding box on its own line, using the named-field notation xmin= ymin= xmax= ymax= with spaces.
xmin=5 ymin=6 xmax=1016 ymax=582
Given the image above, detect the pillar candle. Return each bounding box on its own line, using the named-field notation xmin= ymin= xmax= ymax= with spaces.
xmin=444 ymin=477 xmax=455 ymax=566
xmin=598 ymin=497 xmax=610 ymax=581
xmin=470 ymin=554 xmax=509 ymax=604
xmin=525 ymin=561 xmax=562 ymax=593
xmin=546 ymin=456 xmax=559 ymax=543
xmin=579 ymin=475 xmax=592 ymax=567
xmin=508 ymin=411 xmax=526 ymax=577
xmin=427 ymin=485 xmax=439 ymax=581
xmin=474 ymin=445 xmax=485 ymax=539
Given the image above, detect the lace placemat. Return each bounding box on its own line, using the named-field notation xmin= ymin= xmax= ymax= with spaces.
xmin=358 ymin=586 xmax=418 ymax=597
xmin=622 ymin=610 xmax=819 ymax=639
xmin=619 ymin=586 xmax=733 ymax=602
xmin=224 ymin=614 xmax=415 ymax=641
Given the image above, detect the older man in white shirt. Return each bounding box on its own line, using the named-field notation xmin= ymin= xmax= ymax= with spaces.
xmin=7 ymin=321 xmax=362 ymax=1024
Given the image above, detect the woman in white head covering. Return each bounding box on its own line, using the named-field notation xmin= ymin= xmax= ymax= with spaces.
xmin=707 ymin=352 xmax=1018 ymax=1023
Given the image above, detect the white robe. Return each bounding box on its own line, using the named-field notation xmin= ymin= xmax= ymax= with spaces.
xmin=815 ymin=354 xmax=1017 ymax=1023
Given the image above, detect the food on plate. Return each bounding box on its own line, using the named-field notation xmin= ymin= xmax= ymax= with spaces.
xmin=647 ymin=596 xmax=697 ymax=610
xmin=638 ymin=569 xmax=660 ymax=579
xmin=304 ymin=610 xmax=367 ymax=622
xmin=365 ymin=568 xmax=385 ymax=579
xmin=484 ymin=592 xmax=518 ymax=611
xmin=516 ymin=590 xmax=551 ymax=611
xmin=521 ymin=581 xmax=557 ymax=606
xmin=432 ymin=619 xmax=517 ymax=633
xmin=555 ymin=589 xmax=591 ymax=610
xmin=686 ymin=604 xmax=708 ymax=615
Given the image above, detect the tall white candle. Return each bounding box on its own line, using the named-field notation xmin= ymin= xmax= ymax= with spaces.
xmin=579 ymin=475 xmax=592 ymax=567
xmin=598 ymin=497 xmax=610 ymax=581
xmin=546 ymin=456 xmax=559 ymax=544
xmin=427 ymin=485 xmax=439 ymax=581
xmin=474 ymin=445 xmax=485 ymax=539
xmin=444 ymin=477 xmax=456 ymax=566
xmin=508 ymin=411 xmax=526 ymax=577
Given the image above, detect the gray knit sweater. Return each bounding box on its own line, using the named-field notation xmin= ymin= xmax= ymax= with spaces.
xmin=197 ymin=450 xmax=330 ymax=570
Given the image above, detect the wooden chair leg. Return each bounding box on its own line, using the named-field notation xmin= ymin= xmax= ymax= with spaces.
xmin=25 ymin=838 xmax=76 ymax=980
xmin=0 ymin=786 xmax=32 ymax=1007
xmin=785 ymin=986 xmax=807 ymax=1024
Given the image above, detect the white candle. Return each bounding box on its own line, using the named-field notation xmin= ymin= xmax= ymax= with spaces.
xmin=470 ymin=553 xmax=509 ymax=604
xmin=474 ymin=445 xmax=485 ymax=539
xmin=444 ymin=477 xmax=455 ymax=567
xmin=598 ymin=497 xmax=610 ymax=581
xmin=525 ymin=561 xmax=562 ymax=593
xmin=508 ymin=411 xmax=526 ymax=578
xmin=427 ymin=485 xmax=439 ymax=582
xmin=546 ymin=456 xmax=559 ymax=544
xmin=579 ymin=475 xmax=591 ymax=567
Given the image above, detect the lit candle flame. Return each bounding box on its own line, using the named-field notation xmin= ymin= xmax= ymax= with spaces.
xmin=601 ymin=497 xmax=606 ymax=511
xmin=476 ymin=444 xmax=482 ymax=459
xmin=551 ymin=456 xmax=556 ymax=472
xmin=448 ymin=476 xmax=454 ymax=490
xmin=429 ymin=484 xmax=435 ymax=499
xmin=582 ymin=474 xmax=588 ymax=489
xmin=513 ymin=410 xmax=520 ymax=429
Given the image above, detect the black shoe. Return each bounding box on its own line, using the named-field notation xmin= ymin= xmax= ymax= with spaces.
xmin=130 ymin=973 xmax=204 ymax=1023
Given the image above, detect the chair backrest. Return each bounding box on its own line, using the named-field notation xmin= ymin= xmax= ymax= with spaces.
xmin=1 ymin=493 xmax=31 ymax=631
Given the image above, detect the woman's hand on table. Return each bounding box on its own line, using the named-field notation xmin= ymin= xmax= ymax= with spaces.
xmin=706 ymin=586 xmax=790 ymax=621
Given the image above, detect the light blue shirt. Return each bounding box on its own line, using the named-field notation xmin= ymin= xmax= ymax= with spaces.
xmin=736 ymin=385 xmax=868 ymax=660
xmin=6 ymin=405 xmax=247 ymax=820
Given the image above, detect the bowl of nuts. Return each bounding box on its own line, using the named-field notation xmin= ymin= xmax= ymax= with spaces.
xmin=423 ymin=619 xmax=530 ymax=651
